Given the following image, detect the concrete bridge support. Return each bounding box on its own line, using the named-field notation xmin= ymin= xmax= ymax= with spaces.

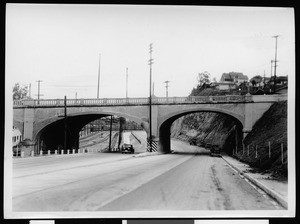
xmin=242 ymin=101 xmax=274 ymax=139
xmin=23 ymin=108 xmax=34 ymax=140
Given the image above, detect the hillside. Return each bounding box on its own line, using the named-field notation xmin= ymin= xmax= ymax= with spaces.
xmin=171 ymin=112 xmax=237 ymax=152
xmin=171 ymin=87 xmax=288 ymax=179
xmin=236 ymin=101 xmax=288 ymax=179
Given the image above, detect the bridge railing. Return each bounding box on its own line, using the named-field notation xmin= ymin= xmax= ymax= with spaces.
xmin=13 ymin=95 xmax=249 ymax=107
xmin=13 ymin=94 xmax=287 ymax=108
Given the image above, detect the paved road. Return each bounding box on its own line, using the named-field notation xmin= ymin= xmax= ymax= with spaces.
xmin=12 ymin=140 xmax=282 ymax=211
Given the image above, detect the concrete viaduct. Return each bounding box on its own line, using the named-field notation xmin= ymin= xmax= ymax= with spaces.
xmin=13 ymin=94 xmax=287 ymax=154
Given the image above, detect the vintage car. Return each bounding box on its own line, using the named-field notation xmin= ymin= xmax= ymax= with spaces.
xmin=210 ymin=145 xmax=221 ymax=157
xmin=121 ymin=143 xmax=134 ymax=154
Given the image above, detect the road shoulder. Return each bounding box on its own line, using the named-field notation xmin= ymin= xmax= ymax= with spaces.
xmin=222 ymin=154 xmax=288 ymax=209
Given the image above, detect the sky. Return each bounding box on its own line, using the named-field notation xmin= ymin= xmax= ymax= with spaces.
xmin=6 ymin=4 xmax=295 ymax=99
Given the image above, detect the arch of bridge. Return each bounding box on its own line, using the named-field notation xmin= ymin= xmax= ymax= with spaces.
xmin=155 ymin=105 xmax=245 ymax=153
xmin=33 ymin=110 xmax=147 ymax=142
xmin=157 ymin=104 xmax=245 ymax=132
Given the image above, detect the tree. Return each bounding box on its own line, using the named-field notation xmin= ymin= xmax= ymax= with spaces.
xmin=189 ymin=71 xmax=212 ymax=96
xmin=250 ymin=75 xmax=263 ymax=87
xmin=251 ymin=79 xmax=257 ymax=87
xmin=197 ymin=71 xmax=211 ymax=88
xmin=13 ymin=83 xmax=28 ymax=100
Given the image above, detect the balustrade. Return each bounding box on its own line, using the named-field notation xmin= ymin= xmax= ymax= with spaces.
xmin=13 ymin=95 xmax=258 ymax=108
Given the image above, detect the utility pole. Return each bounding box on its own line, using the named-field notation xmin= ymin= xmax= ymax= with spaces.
xmin=148 ymin=43 xmax=154 ymax=152
xmin=126 ymin=67 xmax=128 ymax=98
xmin=64 ymin=96 xmax=67 ymax=151
xmin=270 ymin=60 xmax=274 ymax=77
xmin=108 ymin=115 xmax=113 ymax=151
xmin=152 ymin=82 xmax=155 ymax=96
xmin=97 ymin=53 xmax=101 ymax=98
xmin=164 ymin=80 xmax=170 ymax=98
xmin=36 ymin=80 xmax=43 ymax=104
xmin=272 ymin=35 xmax=279 ymax=93
xmin=263 ymin=70 xmax=266 ymax=92
xmin=28 ymin=83 xmax=31 ymax=98
xmin=270 ymin=60 xmax=274 ymax=94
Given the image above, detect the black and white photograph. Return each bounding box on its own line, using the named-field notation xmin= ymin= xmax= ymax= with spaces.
xmin=4 ymin=4 xmax=295 ymax=219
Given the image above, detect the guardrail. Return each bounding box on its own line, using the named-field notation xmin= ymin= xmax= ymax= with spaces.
xmin=13 ymin=95 xmax=256 ymax=108
xmin=13 ymin=148 xmax=110 ymax=158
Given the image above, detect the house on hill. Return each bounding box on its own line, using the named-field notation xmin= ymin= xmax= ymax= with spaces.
xmin=215 ymin=72 xmax=248 ymax=91
xmin=220 ymin=72 xmax=248 ymax=84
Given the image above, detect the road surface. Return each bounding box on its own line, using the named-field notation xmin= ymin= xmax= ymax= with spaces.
xmin=12 ymin=140 xmax=282 ymax=211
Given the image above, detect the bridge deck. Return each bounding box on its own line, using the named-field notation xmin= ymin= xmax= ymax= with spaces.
xmin=13 ymin=94 xmax=287 ymax=108
xmin=13 ymin=95 xmax=253 ymax=107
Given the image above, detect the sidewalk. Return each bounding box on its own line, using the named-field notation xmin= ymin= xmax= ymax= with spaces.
xmin=222 ymin=154 xmax=288 ymax=209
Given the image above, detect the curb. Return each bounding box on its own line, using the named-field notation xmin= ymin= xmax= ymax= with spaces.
xmin=222 ymin=156 xmax=288 ymax=209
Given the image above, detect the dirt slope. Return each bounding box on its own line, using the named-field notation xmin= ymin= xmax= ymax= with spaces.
xmin=236 ymin=101 xmax=287 ymax=179
xmin=171 ymin=100 xmax=288 ymax=179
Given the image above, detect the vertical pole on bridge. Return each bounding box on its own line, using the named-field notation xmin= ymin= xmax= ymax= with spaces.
xmin=272 ymin=35 xmax=279 ymax=94
xmin=36 ymin=80 xmax=43 ymax=105
xmin=109 ymin=115 xmax=113 ymax=151
xmin=148 ymin=43 xmax=154 ymax=152
xmin=64 ymin=96 xmax=67 ymax=152
xmin=164 ymin=80 xmax=170 ymax=98
xmin=126 ymin=67 xmax=128 ymax=99
xmin=97 ymin=53 xmax=101 ymax=98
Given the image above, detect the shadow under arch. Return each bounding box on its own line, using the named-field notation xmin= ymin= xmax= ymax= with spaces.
xmin=34 ymin=111 xmax=147 ymax=153
xmin=158 ymin=110 xmax=244 ymax=154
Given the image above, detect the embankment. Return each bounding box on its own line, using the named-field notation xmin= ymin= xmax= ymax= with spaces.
xmin=171 ymin=100 xmax=288 ymax=179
